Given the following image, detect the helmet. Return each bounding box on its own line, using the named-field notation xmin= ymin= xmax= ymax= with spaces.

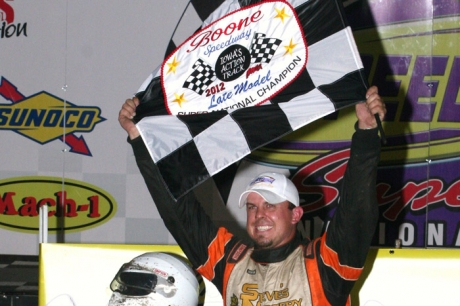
xmin=108 ymin=252 xmax=200 ymax=306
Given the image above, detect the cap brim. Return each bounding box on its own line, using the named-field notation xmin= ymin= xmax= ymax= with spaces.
xmin=238 ymin=189 xmax=286 ymax=208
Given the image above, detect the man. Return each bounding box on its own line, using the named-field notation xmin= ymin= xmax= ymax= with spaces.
xmin=119 ymin=86 xmax=386 ymax=305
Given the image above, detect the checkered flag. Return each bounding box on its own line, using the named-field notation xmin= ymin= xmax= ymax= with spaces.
xmin=135 ymin=0 xmax=369 ymax=200
xmin=182 ymin=59 xmax=216 ymax=95
xmin=250 ymin=32 xmax=282 ymax=64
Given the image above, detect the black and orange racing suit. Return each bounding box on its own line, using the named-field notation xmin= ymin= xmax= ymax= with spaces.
xmin=128 ymin=127 xmax=381 ymax=305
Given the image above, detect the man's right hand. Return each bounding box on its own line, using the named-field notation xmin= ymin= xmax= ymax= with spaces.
xmin=118 ymin=97 xmax=140 ymax=140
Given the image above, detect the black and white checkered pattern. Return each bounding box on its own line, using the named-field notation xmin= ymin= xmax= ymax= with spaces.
xmin=250 ymin=32 xmax=282 ymax=64
xmin=182 ymin=59 xmax=217 ymax=95
xmin=134 ymin=0 xmax=368 ymax=200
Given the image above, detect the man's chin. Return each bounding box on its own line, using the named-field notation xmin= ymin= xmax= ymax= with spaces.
xmin=253 ymin=238 xmax=273 ymax=249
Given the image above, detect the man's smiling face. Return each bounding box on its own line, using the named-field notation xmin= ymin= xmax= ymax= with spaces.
xmin=245 ymin=192 xmax=301 ymax=249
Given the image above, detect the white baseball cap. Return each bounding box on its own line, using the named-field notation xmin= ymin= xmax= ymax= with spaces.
xmin=238 ymin=172 xmax=299 ymax=208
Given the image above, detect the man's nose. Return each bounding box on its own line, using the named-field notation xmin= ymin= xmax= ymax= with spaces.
xmin=255 ymin=206 xmax=266 ymax=219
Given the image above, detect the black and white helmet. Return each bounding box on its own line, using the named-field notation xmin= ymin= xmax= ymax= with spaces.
xmin=108 ymin=252 xmax=200 ymax=306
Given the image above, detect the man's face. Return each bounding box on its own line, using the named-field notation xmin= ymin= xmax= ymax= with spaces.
xmin=245 ymin=192 xmax=301 ymax=249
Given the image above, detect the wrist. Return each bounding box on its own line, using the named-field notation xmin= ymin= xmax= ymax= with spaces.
xmin=128 ymin=126 xmax=140 ymax=140
xmin=354 ymin=121 xmax=377 ymax=131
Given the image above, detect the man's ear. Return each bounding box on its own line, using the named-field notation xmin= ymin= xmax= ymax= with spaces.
xmin=291 ymin=206 xmax=304 ymax=224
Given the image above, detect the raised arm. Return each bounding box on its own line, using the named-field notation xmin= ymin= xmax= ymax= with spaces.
xmin=319 ymin=86 xmax=386 ymax=303
xmin=119 ymin=98 xmax=240 ymax=294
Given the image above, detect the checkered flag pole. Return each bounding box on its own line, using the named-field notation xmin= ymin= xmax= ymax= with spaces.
xmin=250 ymin=32 xmax=282 ymax=64
xmin=182 ymin=59 xmax=217 ymax=95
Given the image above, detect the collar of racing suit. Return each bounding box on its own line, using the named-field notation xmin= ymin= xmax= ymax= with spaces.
xmin=250 ymin=231 xmax=306 ymax=264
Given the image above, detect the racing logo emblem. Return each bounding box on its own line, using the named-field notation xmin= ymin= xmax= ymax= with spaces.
xmin=0 ymin=77 xmax=105 ymax=155
xmin=161 ymin=1 xmax=307 ymax=115
xmin=0 ymin=176 xmax=117 ymax=232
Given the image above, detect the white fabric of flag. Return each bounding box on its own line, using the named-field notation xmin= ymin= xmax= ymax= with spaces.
xmin=133 ymin=0 xmax=368 ymax=200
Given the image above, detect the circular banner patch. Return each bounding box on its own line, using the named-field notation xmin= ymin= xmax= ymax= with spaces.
xmin=161 ymin=0 xmax=307 ymax=115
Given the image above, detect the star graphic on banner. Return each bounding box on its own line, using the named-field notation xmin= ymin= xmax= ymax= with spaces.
xmin=173 ymin=93 xmax=187 ymax=107
xmin=167 ymin=56 xmax=180 ymax=74
xmin=274 ymin=7 xmax=290 ymax=23
xmin=283 ymin=39 xmax=297 ymax=55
